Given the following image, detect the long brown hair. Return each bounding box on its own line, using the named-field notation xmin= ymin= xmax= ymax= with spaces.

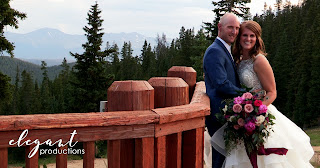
xmin=233 ymin=20 xmax=267 ymax=64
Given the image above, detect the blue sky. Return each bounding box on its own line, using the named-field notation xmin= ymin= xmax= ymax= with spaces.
xmin=6 ymin=0 xmax=299 ymax=38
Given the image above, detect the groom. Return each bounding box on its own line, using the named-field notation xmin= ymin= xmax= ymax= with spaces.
xmin=203 ymin=13 xmax=242 ymax=168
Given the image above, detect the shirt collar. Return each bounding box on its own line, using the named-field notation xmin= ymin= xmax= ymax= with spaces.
xmin=217 ymin=37 xmax=232 ymax=56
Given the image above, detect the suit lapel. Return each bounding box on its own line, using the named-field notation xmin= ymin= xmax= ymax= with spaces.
xmin=215 ymin=39 xmax=237 ymax=69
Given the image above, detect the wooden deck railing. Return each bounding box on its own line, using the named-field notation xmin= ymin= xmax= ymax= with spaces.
xmin=0 ymin=66 xmax=210 ymax=168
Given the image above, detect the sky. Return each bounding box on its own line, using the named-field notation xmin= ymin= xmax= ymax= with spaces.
xmin=6 ymin=0 xmax=300 ymax=38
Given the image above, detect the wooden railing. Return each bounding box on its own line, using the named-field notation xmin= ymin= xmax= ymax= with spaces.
xmin=0 ymin=66 xmax=210 ymax=168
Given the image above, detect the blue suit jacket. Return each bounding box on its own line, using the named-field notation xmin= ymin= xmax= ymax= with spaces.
xmin=203 ymin=38 xmax=241 ymax=136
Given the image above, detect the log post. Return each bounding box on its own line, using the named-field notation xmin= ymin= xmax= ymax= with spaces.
xmin=107 ymin=81 xmax=155 ymax=168
xmin=25 ymin=144 xmax=38 ymax=168
xmin=56 ymin=145 xmax=68 ymax=168
xmin=148 ymin=77 xmax=189 ymax=168
xmin=0 ymin=148 xmax=8 ymax=168
xmin=167 ymin=66 xmax=197 ymax=102
xmin=83 ymin=141 xmax=95 ymax=168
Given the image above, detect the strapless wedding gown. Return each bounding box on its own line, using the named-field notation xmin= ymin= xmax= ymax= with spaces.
xmin=209 ymin=54 xmax=314 ymax=168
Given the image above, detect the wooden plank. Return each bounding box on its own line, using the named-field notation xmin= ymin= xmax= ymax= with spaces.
xmin=153 ymin=104 xmax=209 ymax=124
xmin=83 ymin=141 xmax=95 ymax=168
xmin=0 ymin=148 xmax=8 ymax=168
xmin=56 ymin=145 xmax=68 ymax=168
xmin=108 ymin=140 xmax=121 ymax=168
xmin=155 ymin=117 xmax=205 ymax=137
xmin=166 ymin=133 xmax=182 ymax=168
xmin=0 ymin=110 xmax=159 ymax=132
xmin=120 ymin=139 xmax=134 ymax=168
xmin=155 ymin=136 xmax=166 ymax=168
xmin=0 ymin=124 xmax=155 ymax=148
xmin=190 ymin=82 xmax=209 ymax=105
xmin=182 ymin=127 xmax=204 ymax=168
xmin=135 ymin=137 xmax=154 ymax=168
xmin=25 ymin=144 xmax=38 ymax=168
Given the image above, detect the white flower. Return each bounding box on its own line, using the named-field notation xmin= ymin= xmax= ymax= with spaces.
xmin=256 ymin=115 xmax=265 ymax=125
xmin=222 ymin=105 xmax=228 ymax=113
xmin=228 ymin=115 xmax=235 ymax=122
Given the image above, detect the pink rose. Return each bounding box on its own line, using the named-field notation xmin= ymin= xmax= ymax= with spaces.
xmin=237 ymin=118 xmax=245 ymax=126
xmin=254 ymin=100 xmax=262 ymax=107
xmin=234 ymin=96 xmax=244 ymax=104
xmin=233 ymin=125 xmax=240 ymax=130
xmin=244 ymin=104 xmax=254 ymax=113
xmin=242 ymin=92 xmax=253 ymax=100
xmin=258 ymin=104 xmax=268 ymax=114
xmin=244 ymin=121 xmax=256 ymax=134
xmin=233 ymin=104 xmax=242 ymax=113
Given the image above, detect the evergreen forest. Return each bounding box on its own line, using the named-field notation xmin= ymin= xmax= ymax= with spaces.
xmin=1 ymin=0 xmax=319 ymax=129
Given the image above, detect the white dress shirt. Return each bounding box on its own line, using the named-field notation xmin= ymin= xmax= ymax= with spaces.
xmin=216 ymin=37 xmax=234 ymax=61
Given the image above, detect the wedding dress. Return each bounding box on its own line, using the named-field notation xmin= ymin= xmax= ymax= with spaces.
xmin=209 ymin=54 xmax=314 ymax=168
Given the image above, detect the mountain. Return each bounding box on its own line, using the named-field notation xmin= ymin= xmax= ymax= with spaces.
xmin=4 ymin=28 xmax=157 ymax=66
xmin=0 ymin=56 xmax=74 ymax=84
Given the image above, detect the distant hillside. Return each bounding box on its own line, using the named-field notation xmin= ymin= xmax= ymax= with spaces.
xmin=0 ymin=56 xmax=74 ymax=84
xmin=4 ymin=28 xmax=158 ymax=66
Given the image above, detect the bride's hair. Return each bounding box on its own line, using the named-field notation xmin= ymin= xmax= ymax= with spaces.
xmin=232 ymin=20 xmax=267 ymax=64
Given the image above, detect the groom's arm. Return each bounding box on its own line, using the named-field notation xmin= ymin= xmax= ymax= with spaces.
xmin=204 ymin=48 xmax=242 ymax=97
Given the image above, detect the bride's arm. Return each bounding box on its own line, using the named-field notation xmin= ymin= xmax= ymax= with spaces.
xmin=253 ymin=56 xmax=277 ymax=106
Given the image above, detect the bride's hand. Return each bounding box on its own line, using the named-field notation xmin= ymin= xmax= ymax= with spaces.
xmin=251 ymin=89 xmax=265 ymax=98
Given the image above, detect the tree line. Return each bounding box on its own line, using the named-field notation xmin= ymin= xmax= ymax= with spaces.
xmin=254 ymin=0 xmax=320 ymax=128
xmin=1 ymin=0 xmax=319 ymax=128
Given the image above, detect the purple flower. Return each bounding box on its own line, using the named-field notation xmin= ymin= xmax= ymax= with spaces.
xmin=258 ymin=104 xmax=268 ymax=114
xmin=234 ymin=96 xmax=244 ymax=104
xmin=244 ymin=121 xmax=256 ymax=135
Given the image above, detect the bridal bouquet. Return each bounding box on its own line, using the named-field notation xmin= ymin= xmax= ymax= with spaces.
xmin=216 ymin=91 xmax=276 ymax=154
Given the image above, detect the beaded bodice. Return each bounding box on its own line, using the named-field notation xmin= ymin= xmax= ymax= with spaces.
xmin=237 ymin=54 xmax=264 ymax=91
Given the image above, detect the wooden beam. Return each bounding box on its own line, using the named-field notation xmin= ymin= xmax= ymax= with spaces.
xmin=0 ymin=110 xmax=159 ymax=132
xmin=83 ymin=141 xmax=95 ymax=168
xmin=135 ymin=137 xmax=154 ymax=168
xmin=182 ymin=127 xmax=204 ymax=168
xmin=155 ymin=136 xmax=166 ymax=168
xmin=166 ymin=133 xmax=182 ymax=168
xmin=108 ymin=140 xmax=121 ymax=168
xmin=0 ymin=124 xmax=155 ymax=148
xmin=56 ymin=145 xmax=68 ymax=168
xmin=25 ymin=144 xmax=38 ymax=168
xmin=155 ymin=117 xmax=205 ymax=137
xmin=0 ymin=148 xmax=8 ymax=168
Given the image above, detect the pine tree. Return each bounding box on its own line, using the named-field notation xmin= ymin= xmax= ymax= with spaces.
xmin=0 ymin=0 xmax=26 ymax=57
xmin=0 ymin=71 xmax=12 ymax=114
xmin=110 ymin=43 xmax=120 ymax=80
xmin=40 ymin=61 xmax=52 ymax=114
xmin=203 ymin=0 xmax=251 ymax=41
xmin=19 ymin=70 xmax=34 ymax=114
xmin=155 ymin=34 xmax=170 ymax=76
xmin=190 ymin=29 xmax=210 ymax=81
xmin=70 ymin=1 xmax=114 ymax=112
xmin=0 ymin=0 xmax=25 ymax=114
xmin=141 ymin=40 xmax=156 ymax=79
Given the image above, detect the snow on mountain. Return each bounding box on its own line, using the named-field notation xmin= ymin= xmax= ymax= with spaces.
xmin=4 ymin=28 xmax=157 ymax=66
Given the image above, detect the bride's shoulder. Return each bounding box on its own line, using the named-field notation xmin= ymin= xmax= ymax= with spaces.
xmin=254 ymin=54 xmax=268 ymax=63
xmin=253 ymin=54 xmax=271 ymax=69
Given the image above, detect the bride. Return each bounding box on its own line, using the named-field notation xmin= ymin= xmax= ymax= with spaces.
xmin=208 ymin=20 xmax=314 ymax=168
